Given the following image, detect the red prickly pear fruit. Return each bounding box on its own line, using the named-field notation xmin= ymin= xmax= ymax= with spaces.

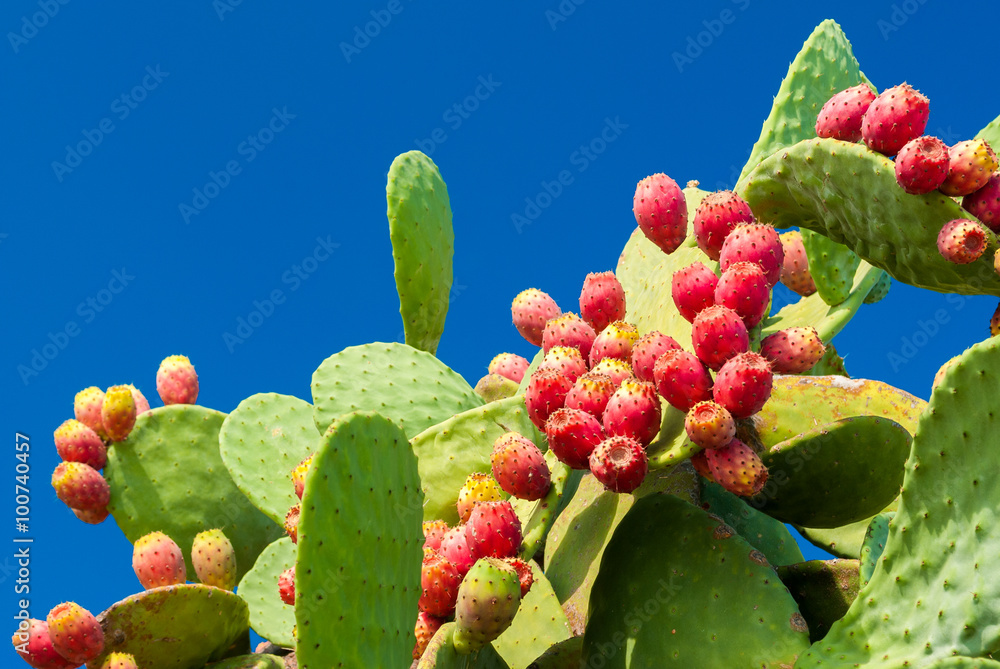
xmin=719 ymin=223 xmax=784 ymax=289
xmin=156 ymin=355 xmax=199 ymax=405
xmin=192 ymin=529 xmax=238 ymax=591
xmin=413 ymin=611 xmax=444 ymax=660
xmin=440 ymin=525 xmax=476 ymax=577
xmin=72 ymin=506 xmax=109 ymax=525
xmin=132 ymin=531 xmax=186 ymax=589
xmin=51 ymin=462 xmax=109 ymax=511
xmin=53 ymin=419 xmax=107 ymax=470
xmin=964 ymin=173 xmax=1000 ymax=232
xmin=11 ymin=619 xmax=75 ymax=669
xmin=278 ymin=567 xmax=296 ymax=606
xmin=894 ymin=135 xmax=950 ymax=194
xmin=861 ymin=83 xmax=930 ymax=156
xmin=545 ymin=408 xmax=605 ymax=470
xmin=602 ymin=379 xmax=662 ymax=445
xmin=101 ymin=385 xmax=136 ymax=443
xmin=691 ymin=305 xmax=750 ymax=371
xmin=937 ymin=219 xmax=989 ymax=264
xmin=760 ymin=327 xmax=827 ymax=374
xmin=564 ymin=372 xmax=616 ymax=420
xmin=453 ymin=558 xmax=521 ymax=654
xmin=713 ymin=352 xmax=774 ymax=419
xmin=511 ymin=289 xmax=562 ymax=347
xmin=542 ymin=313 xmax=597 ymax=359
xmin=422 ymin=520 xmax=450 ymax=552
xmin=538 ymin=346 xmax=589 ymax=383
xmin=45 ymin=602 xmax=104 ymax=665
xmin=491 ymin=432 xmax=551 ymax=501
xmin=779 ymin=231 xmax=817 ymax=297
xmin=814 ymin=84 xmax=877 ymax=142
xmin=589 ymin=321 xmax=640 ymax=367
xmin=456 ymin=473 xmax=505 ymax=523
xmin=126 ymin=385 xmax=150 ymax=416
xmin=631 ymin=331 xmax=681 ymax=383
xmin=941 ymin=139 xmax=999 ymax=196
xmin=588 ymin=359 xmax=633 ymax=388
xmin=996 ymin=250 xmax=1000 ymax=278
xmin=291 ymin=453 xmax=314 ymax=501
xmin=703 ymin=438 xmax=768 ymax=496
xmin=692 ymin=190 xmax=755 ymax=261
xmin=653 ymin=349 xmax=714 ymax=412
xmin=690 ymin=450 xmax=714 ymax=481
xmin=579 ymin=271 xmax=626 ymax=333
xmin=589 ymin=436 xmax=648 ymax=494
xmin=73 ymin=387 xmax=108 ymax=442
xmin=419 ymin=550 xmax=463 ymax=617
xmin=284 ymin=504 xmax=300 ymax=544
xmin=503 ymin=557 xmax=534 ymax=597
xmin=101 ymin=652 xmax=139 ymax=669
xmin=465 ymin=500 xmax=522 ymax=560
xmin=488 ymin=353 xmax=531 ymax=384
xmin=671 ymin=262 xmax=719 ymax=323
xmin=684 ymin=401 xmax=736 ymax=450
xmin=524 ymin=368 xmax=573 ymax=429
xmin=633 ymin=173 xmax=688 ymax=255
xmin=714 ymin=261 xmax=770 ymax=328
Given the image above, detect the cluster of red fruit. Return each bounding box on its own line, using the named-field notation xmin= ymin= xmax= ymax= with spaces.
xmin=816 ymin=82 xmax=1000 ymax=266
xmin=13 ymin=602 xmax=115 ymax=669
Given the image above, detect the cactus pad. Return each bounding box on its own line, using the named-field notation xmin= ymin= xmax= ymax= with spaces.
xmin=776 ymin=559 xmax=860 ymax=643
xmin=492 ymin=562 xmax=572 ymax=669
xmin=203 ymin=655 xmax=285 ymax=669
xmin=700 ymin=480 xmax=803 ymax=567
xmin=236 ymin=537 xmax=295 ymax=647
xmin=417 ymin=623 xmax=510 ymax=668
xmin=976 ymin=112 xmax=1000 ymax=149
xmin=799 ymin=229 xmax=862 ymax=306
xmin=524 ymin=637 xmax=583 ymax=669
xmin=859 ymin=511 xmax=893 ymax=589
xmin=510 ymin=450 xmax=575 ymax=562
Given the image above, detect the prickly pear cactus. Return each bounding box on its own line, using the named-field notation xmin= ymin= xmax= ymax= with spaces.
xmin=236 ymin=537 xmax=296 ymax=647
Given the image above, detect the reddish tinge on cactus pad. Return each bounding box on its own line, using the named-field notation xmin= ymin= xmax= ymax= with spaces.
xmin=511 ymin=288 xmax=561 ymax=347
xmin=633 ymin=173 xmax=688 ymax=255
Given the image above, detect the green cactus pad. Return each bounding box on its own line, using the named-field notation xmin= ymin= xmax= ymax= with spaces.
xmin=105 ymin=405 xmax=282 ymax=582
xmin=410 ymin=395 xmax=544 ymax=524
xmin=583 ymin=493 xmax=810 ymax=667
xmin=646 ymin=402 xmax=697 ymax=470
xmin=492 ymin=562 xmax=572 ymax=669
xmin=739 ymin=138 xmax=1000 ymax=296
xmin=859 ymin=512 xmax=893 ymax=589
xmin=776 ymin=559 xmax=860 ymax=643
xmin=524 ymin=637 xmax=582 ymax=669
xmin=387 ymin=150 xmax=454 ymax=355
xmin=219 ymin=393 xmax=319 ymax=525
xmin=795 ymin=497 xmax=899 ymax=560
xmin=418 ymin=623 xmax=510 ymax=669
xmin=800 ymin=337 xmax=1000 ymax=665
xmin=236 ymin=537 xmax=295 ymax=648
xmin=864 ymin=271 xmax=891 ymax=305
xmin=751 ymin=416 xmax=911 ymax=528
xmin=204 ymin=655 xmax=285 ymax=669
xmin=86 ymin=584 xmax=249 ymax=669
xmin=295 ymin=411 xmax=424 ymax=668
xmin=311 ymin=342 xmax=482 ymax=436
xmin=510 ymin=450 xmax=575 ymax=562
xmin=543 ymin=466 xmax=698 ymax=636
xmin=700 ymin=481 xmax=803 ymax=567
xmin=737 ymin=19 xmax=869 ymax=183
xmin=975 ymin=112 xmax=1000 ymax=149
xmin=803 ymin=343 xmax=849 ymax=377
xmin=799 ymin=229 xmax=862 ymax=306
xmin=515 ymin=350 xmax=543 ymax=396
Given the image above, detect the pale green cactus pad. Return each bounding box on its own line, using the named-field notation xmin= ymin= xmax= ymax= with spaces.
xmin=796 ymin=497 xmax=899 ymax=561
xmin=776 ymin=559 xmax=860 ymax=643
xmin=418 ymin=623 xmax=510 ymax=668
xmin=859 ymin=511 xmax=893 ymax=589
xmin=975 ymin=112 xmax=1000 ymax=149
xmin=799 ymin=229 xmax=863 ymax=307
xmin=510 ymin=450 xmax=575 ymax=562
xmin=700 ymin=480 xmax=803 ymax=567
xmin=236 ymin=537 xmax=295 ymax=647
xmin=525 ymin=637 xmax=583 ymax=669
xmin=492 ymin=562 xmax=572 ymax=669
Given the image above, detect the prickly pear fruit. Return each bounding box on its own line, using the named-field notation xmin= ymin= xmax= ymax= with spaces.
xmin=11 ymin=619 xmax=74 ymax=669
xmin=503 ymin=557 xmax=534 ymax=597
xmin=72 ymin=507 xmax=109 ymax=525
xmin=46 ymin=602 xmax=103 ymax=665
xmin=51 ymin=462 xmax=109 ymax=511
xmin=423 ymin=520 xmax=450 ymax=552
xmin=440 ymin=525 xmax=476 ymax=577
xmin=453 ymin=557 xmax=522 ymax=654
xmin=894 ymin=135 xmax=950 ymax=194
xmin=156 ymin=355 xmax=199 ymax=405
xmin=126 ymin=385 xmax=150 ymax=416
xmin=588 ymin=359 xmax=633 ymax=388
xmin=692 ymin=190 xmax=755 ymax=261
xmin=719 ymin=223 xmax=784 ymax=288
xmin=491 ymin=432 xmax=551 ymax=501
xmin=690 ymin=450 xmax=713 ymax=481
xmin=937 ymin=219 xmax=989 ymax=264
xmin=579 ymin=271 xmax=626 ymax=333
xmin=132 ymin=531 xmax=186 ymax=589
xmin=963 ymin=172 xmax=1000 ymax=231
xmin=760 ymin=327 xmax=827 ymax=374
xmin=691 ymin=305 xmax=750 ymax=371
xmin=864 ymin=272 xmax=891 ymax=305
xmin=653 ymin=349 xmax=713 ymax=412
xmin=940 ymin=139 xmax=999 ymax=196
xmin=291 ymin=454 xmax=314 ymax=501
xmin=475 ymin=374 xmax=519 ymax=402
xmin=73 ymin=387 xmax=108 ymax=441
xmin=284 ymin=504 xmax=300 ymax=544
xmin=633 ymin=173 xmax=687 ymax=255
xmin=53 ymin=420 xmax=107 ymax=470
xmin=815 ymin=83 xmax=876 ymax=142
xmin=713 ymin=352 xmax=774 ymax=419
xmin=778 ymin=231 xmax=817 ymax=297
xmin=672 ymin=262 xmax=719 ymax=322
xmin=538 ymin=346 xmax=589 ymax=383
xmin=589 ymin=436 xmax=648 ymax=493
xmin=589 ymin=321 xmax=639 ymax=367
xmin=512 ymin=289 xmax=561 ymax=347
xmin=524 ymin=368 xmax=573 ymax=429
xmin=191 ymin=529 xmax=238 ymax=591
xmin=684 ymin=401 xmax=736 ymax=450
xmin=542 ymin=313 xmax=596 ymax=359
xmin=703 ymin=438 xmax=768 ymax=496
xmin=278 ymin=567 xmax=295 ymax=606
xmin=101 ymin=385 xmax=136 ymax=443
xmin=419 ymin=551 xmax=463 ymax=617
xmin=413 ymin=611 xmax=444 ymax=660
xmin=100 ymin=652 xmax=138 ymax=669
xmin=714 ymin=261 xmax=770 ymax=328
xmin=564 ymin=372 xmax=615 ymax=420
xmin=465 ymin=500 xmax=522 ymax=560
xmin=861 ymin=83 xmax=930 ymax=156
xmin=602 ymin=379 xmax=662 ymax=445
xmin=457 ymin=473 xmax=505 ymax=523
xmin=545 ymin=407 xmax=605 ymax=469
xmin=488 ymin=353 xmax=530 ymax=384
xmin=630 ymin=331 xmax=681 ymax=383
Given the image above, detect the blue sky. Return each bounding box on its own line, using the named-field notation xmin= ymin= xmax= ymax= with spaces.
xmin=4 ymin=0 xmax=1000 ymax=654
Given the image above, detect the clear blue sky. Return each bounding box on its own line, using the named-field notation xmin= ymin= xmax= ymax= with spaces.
xmin=4 ymin=0 xmax=999 ymax=654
